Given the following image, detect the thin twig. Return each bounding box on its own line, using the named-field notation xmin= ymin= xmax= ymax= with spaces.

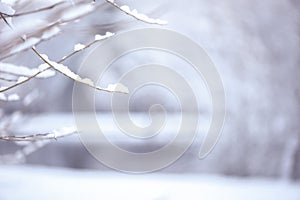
xmin=105 ymin=0 xmax=167 ymax=25
xmin=105 ymin=0 xmax=148 ymax=23
xmin=60 ymin=40 xmax=99 ymax=62
xmin=0 ymin=66 xmax=51 ymax=93
xmin=32 ymin=46 xmax=128 ymax=93
xmin=0 ymin=130 xmax=77 ymax=141
xmin=0 ymin=13 xmax=12 ymax=28
xmin=0 ymin=125 xmax=78 ymax=142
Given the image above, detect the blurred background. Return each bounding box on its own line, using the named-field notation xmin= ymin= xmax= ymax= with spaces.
xmin=0 ymin=0 xmax=299 ymax=199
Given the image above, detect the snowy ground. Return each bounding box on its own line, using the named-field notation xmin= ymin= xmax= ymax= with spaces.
xmin=0 ymin=165 xmax=299 ymax=200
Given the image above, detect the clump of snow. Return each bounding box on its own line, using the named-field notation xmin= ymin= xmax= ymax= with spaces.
xmin=36 ymin=64 xmax=56 ymax=78
xmin=106 ymin=83 xmax=129 ymax=94
xmin=94 ymin=32 xmax=115 ymax=41
xmin=0 ymin=86 xmax=8 ymax=91
xmin=16 ymin=76 xmax=28 ymax=84
xmin=40 ymin=54 xmax=80 ymax=80
xmin=120 ymin=5 xmax=130 ymax=13
xmin=50 ymin=126 xmax=77 ymax=139
xmin=74 ymin=43 xmax=86 ymax=51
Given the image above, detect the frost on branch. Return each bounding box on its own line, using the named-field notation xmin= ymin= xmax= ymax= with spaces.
xmin=106 ymin=0 xmax=168 ymax=25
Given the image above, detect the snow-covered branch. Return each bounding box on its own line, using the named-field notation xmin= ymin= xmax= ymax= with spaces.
xmin=0 ymin=126 xmax=77 ymax=142
xmin=0 ymin=0 xmax=166 ymax=163
xmin=0 ymin=126 xmax=77 ymax=164
xmin=105 ymin=0 xmax=168 ymax=25
xmin=0 ymin=32 xmax=116 ymax=93
xmin=37 ymin=53 xmax=129 ymax=94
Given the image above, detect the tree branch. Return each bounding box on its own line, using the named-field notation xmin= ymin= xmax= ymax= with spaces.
xmin=105 ymin=0 xmax=167 ymax=25
xmin=0 ymin=32 xmax=114 ymax=93
xmin=0 ymin=126 xmax=77 ymax=142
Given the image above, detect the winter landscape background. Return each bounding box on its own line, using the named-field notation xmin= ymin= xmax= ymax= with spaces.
xmin=0 ymin=0 xmax=300 ymax=199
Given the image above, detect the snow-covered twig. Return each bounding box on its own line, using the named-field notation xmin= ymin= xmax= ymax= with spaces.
xmin=105 ymin=0 xmax=167 ymax=25
xmin=0 ymin=126 xmax=77 ymax=142
xmin=0 ymin=126 xmax=77 ymax=164
xmin=61 ymin=32 xmax=114 ymax=62
xmin=33 ymin=31 xmax=128 ymax=94
xmin=37 ymin=52 xmax=128 ymax=94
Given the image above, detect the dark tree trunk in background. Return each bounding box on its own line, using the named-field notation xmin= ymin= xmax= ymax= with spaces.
xmin=292 ymin=136 xmax=300 ymax=180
